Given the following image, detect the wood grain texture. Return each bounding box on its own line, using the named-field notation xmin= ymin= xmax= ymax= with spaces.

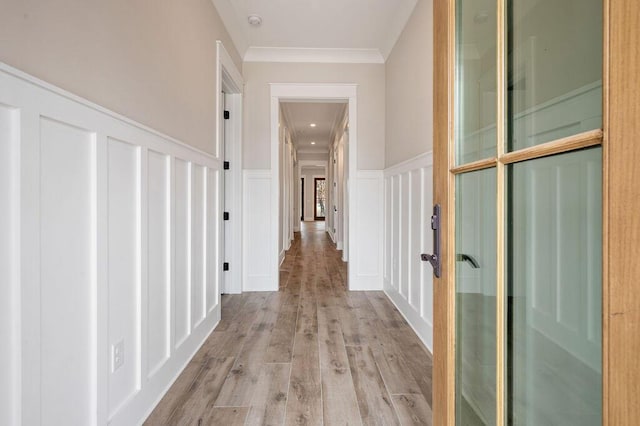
xmin=166 ymin=357 xmax=236 ymax=425
xmin=317 ymin=304 xmax=362 ymax=426
xmin=245 ymin=363 xmax=290 ymax=426
xmin=204 ymin=407 xmax=249 ymax=425
xmin=346 ymin=345 xmax=400 ymax=426
xmin=499 ymin=129 xmax=603 ymax=165
xmin=392 ymin=394 xmax=433 ymax=426
xmin=607 ymin=0 xmax=640 ymax=423
xmin=432 ymin=0 xmax=456 ymax=424
xmin=215 ymin=293 xmax=283 ymax=407
xmin=146 ymin=222 xmax=433 ymax=425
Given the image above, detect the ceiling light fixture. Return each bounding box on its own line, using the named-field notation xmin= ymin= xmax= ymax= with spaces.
xmin=248 ymin=14 xmax=263 ymax=26
xmin=310 ymin=123 xmax=317 ymax=127
xmin=310 ymin=141 xmax=316 ymax=145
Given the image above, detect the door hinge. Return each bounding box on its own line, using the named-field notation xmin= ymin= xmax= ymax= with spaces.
xmin=223 ymin=262 xmax=229 ymax=271
xmin=223 ymin=161 xmax=230 ymax=170
xmin=224 ymin=110 xmax=230 ymax=120
xmin=223 ymin=212 xmax=230 ymax=221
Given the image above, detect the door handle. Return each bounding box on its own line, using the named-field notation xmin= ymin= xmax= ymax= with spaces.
xmin=421 ymin=204 xmax=441 ymax=278
xmin=457 ymin=253 xmax=480 ymax=268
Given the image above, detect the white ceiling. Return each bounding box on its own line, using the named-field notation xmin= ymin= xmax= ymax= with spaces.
xmin=281 ymin=101 xmax=347 ymax=153
xmin=212 ymin=0 xmax=418 ymax=62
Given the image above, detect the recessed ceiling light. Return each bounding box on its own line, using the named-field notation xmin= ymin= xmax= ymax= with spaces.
xmin=310 ymin=141 xmax=316 ymax=145
xmin=248 ymin=14 xmax=263 ymax=26
xmin=310 ymin=123 xmax=317 ymax=127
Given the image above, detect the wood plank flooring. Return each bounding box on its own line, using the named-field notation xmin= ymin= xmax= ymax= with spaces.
xmin=145 ymin=222 xmax=433 ymax=425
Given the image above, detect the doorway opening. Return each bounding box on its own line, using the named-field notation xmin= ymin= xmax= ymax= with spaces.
xmin=270 ymin=83 xmax=357 ymax=291
xmin=313 ymin=178 xmax=326 ymax=221
xmin=216 ymin=41 xmax=243 ymax=299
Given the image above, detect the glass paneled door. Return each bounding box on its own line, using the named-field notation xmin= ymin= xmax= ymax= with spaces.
xmin=452 ymin=0 xmax=603 ymax=424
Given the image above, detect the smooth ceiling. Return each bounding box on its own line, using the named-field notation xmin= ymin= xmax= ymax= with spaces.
xmin=212 ymin=0 xmax=418 ymax=59
xmin=281 ymin=102 xmax=347 ymax=153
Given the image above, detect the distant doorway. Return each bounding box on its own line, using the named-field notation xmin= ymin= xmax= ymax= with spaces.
xmin=301 ymin=178 xmax=305 ymax=220
xmin=314 ymin=178 xmax=326 ymax=221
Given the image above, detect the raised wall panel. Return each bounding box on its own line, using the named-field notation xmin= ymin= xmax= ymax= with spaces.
xmin=206 ymin=169 xmax=218 ymax=312
xmin=392 ymin=176 xmax=400 ymax=290
xmin=243 ymin=171 xmax=273 ymax=291
xmin=384 ymin=178 xmax=392 ymax=283
xmin=147 ymin=151 xmax=171 ymax=377
xmin=40 ymin=117 xmax=96 ymax=425
xmin=0 ymin=105 xmax=18 ymax=426
xmin=191 ymin=165 xmax=206 ymax=328
xmin=409 ymin=169 xmax=422 ymax=311
xmin=400 ymin=173 xmax=410 ymax=299
xmin=2 ymin=65 xmax=224 ymax=426
xmin=353 ymin=172 xmax=383 ymax=289
xmin=107 ymin=138 xmax=141 ymax=415
xmin=384 ymin=154 xmax=434 ymax=352
xmin=174 ymin=159 xmax=191 ymax=347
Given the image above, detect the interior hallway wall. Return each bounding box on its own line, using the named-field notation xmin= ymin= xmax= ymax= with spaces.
xmin=383 ymin=0 xmax=435 ymax=351
xmin=0 ymin=0 xmax=240 ymax=154
xmin=385 ymin=0 xmax=434 ymax=168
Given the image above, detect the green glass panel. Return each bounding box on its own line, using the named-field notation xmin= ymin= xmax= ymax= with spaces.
xmin=455 ymin=0 xmax=497 ymax=165
xmin=455 ymin=168 xmax=497 ymax=426
xmin=506 ymin=147 xmax=602 ymax=425
xmin=507 ymin=0 xmax=603 ymax=151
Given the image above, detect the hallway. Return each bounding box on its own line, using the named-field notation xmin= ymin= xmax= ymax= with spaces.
xmin=146 ymin=222 xmax=433 ymax=425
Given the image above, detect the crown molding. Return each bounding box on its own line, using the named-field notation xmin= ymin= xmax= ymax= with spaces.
xmin=211 ymin=0 xmax=249 ymax=56
xmin=244 ymin=47 xmax=385 ymax=64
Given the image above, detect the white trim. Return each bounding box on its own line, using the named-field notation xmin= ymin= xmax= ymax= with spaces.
xmin=0 ymin=63 xmax=213 ymax=160
xmin=244 ymin=47 xmax=385 ymax=64
xmin=216 ymin=41 xmax=244 ymax=295
xmin=271 ymin=83 xmax=358 ymax=290
xmin=384 ymin=151 xmax=433 ymax=177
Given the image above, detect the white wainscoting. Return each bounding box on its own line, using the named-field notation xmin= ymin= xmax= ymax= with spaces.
xmin=349 ymin=170 xmax=385 ymax=291
xmin=383 ymin=152 xmax=434 ymax=352
xmin=243 ymin=170 xmax=275 ymax=291
xmin=0 ymin=63 xmax=223 ymax=425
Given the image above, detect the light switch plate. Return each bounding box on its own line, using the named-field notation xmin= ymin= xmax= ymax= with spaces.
xmin=112 ymin=340 xmax=124 ymax=373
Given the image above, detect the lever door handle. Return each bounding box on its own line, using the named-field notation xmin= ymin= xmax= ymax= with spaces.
xmin=420 ymin=204 xmax=441 ymax=278
xmin=457 ymin=253 xmax=480 ymax=268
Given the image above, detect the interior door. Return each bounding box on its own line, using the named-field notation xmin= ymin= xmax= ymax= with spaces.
xmin=432 ymin=0 xmax=609 ymax=424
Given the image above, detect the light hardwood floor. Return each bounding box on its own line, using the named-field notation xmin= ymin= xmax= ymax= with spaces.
xmin=145 ymin=221 xmax=433 ymax=425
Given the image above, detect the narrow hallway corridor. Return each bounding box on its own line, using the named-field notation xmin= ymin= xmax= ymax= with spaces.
xmin=146 ymin=222 xmax=433 ymax=425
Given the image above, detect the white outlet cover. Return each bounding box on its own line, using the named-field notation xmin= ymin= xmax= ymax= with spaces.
xmin=112 ymin=340 xmax=124 ymax=373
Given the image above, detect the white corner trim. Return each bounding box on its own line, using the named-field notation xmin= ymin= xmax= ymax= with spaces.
xmin=244 ymin=47 xmax=385 ymax=64
xmin=384 ymin=151 xmax=433 ymax=177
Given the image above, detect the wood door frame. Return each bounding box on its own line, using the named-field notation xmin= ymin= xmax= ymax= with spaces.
xmin=432 ymin=0 xmax=640 ymax=424
xmin=313 ymin=177 xmax=326 ymax=221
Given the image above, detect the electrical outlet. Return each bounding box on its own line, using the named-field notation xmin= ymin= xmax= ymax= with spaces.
xmin=112 ymin=340 xmax=124 ymax=373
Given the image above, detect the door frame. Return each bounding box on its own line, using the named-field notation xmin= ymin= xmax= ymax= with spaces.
xmin=270 ymin=84 xmax=357 ymax=290
xmin=216 ymin=41 xmax=243 ymax=294
xmin=432 ymin=0 xmax=640 ymax=424
xmin=313 ymin=177 xmax=326 ymax=221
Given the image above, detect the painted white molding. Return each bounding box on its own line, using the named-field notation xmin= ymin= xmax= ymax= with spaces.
xmin=242 ymin=170 xmax=275 ymax=292
xmin=384 ymin=151 xmax=434 ymax=177
xmin=0 ymin=62 xmax=223 ymax=426
xmin=244 ymin=47 xmax=385 ymax=64
xmin=216 ymin=41 xmax=244 ymax=295
xmin=349 ymin=170 xmax=385 ymax=291
xmin=0 ymin=100 xmax=20 ymax=426
xmin=383 ymin=151 xmax=434 ymax=352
